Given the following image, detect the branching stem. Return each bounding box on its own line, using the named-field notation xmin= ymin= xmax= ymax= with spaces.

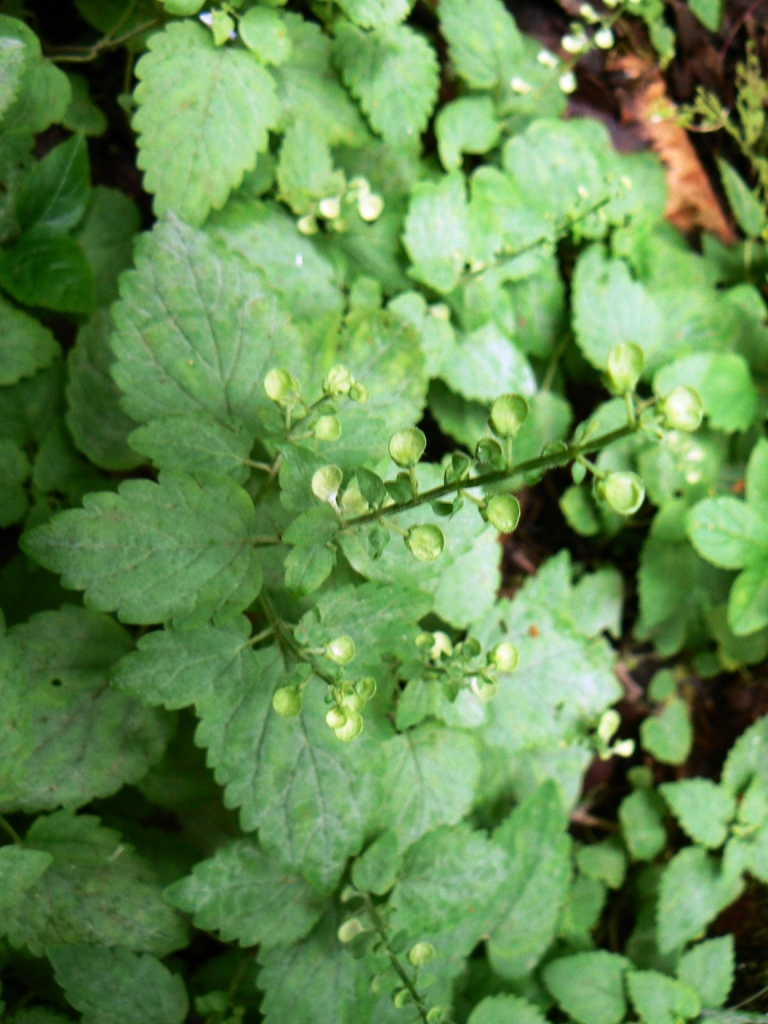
xmin=360 ymin=894 xmax=434 ymax=1024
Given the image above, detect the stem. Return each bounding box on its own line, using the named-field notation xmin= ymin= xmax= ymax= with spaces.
xmin=49 ymin=20 xmax=161 ymax=62
xmin=342 ymin=421 xmax=638 ymax=530
xmin=0 ymin=814 xmax=23 ymax=846
xmin=259 ymin=591 xmax=337 ymax=685
xmin=624 ymin=391 xmax=636 ymax=428
xmin=360 ymin=894 xmax=432 ymax=1024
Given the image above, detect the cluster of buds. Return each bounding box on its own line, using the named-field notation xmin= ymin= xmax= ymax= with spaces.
xmin=265 ymin=363 xmax=367 ymax=443
xmin=320 ymin=636 xmax=375 ymax=741
xmin=595 ymin=708 xmax=636 ymax=761
xmin=297 ymin=176 xmax=384 ymax=236
xmin=415 ymin=631 xmax=519 ymax=704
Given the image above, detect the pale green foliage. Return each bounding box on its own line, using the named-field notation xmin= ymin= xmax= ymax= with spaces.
xmin=543 ymin=951 xmax=629 ymax=1024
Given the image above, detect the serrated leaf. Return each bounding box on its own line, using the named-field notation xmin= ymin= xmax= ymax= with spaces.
xmin=276 ymin=120 xmax=346 ymax=215
xmin=722 ymin=714 xmax=768 ymax=795
xmin=653 ymin=352 xmax=756 ymax=433
xmin=351 ymin=830 xmax=402 ymax=894
xmin=688 ymin=497 xmax=768 ymax=569
xmin=165 ymin=839 xmax=325 ymax=947
xmin=48 ymin=945 xmax=189 ymax=1024
xmin=0 ymin=846 xmax=52 ymax=913
xmin=15 ymin=133 xmax=90 ymax=233
xmin=438 ymin=0 xmax=523 ymax=89
xmin=0 ymin=811 xmax=188 ymax=956
xmin=641 ymin=698 xmax=693 ymax=766
xmin=284 ymin=544 xmax=336 ymax=597
xmin=335 ymin=0 xmax=410 ymax=28
xmin=0 ymin=606 xmax=171 ymax=812
xmin=728 ymin=560 xmax=768 ymax=636
xmin=23 ymin=472 xmax=264 ymax=628
xmin=487 ymin=781 xmax=572 ymax=979
xmin=128 ymin=412 xmax=254 ymax=482
xmin=334 ymin=22 xmax=438 ymax=144
xmin=438 ymin=321 xmax=536 ymax=403
xmin=657 ymin=846 xmax=743 ymax=953
xmin=62 ymin=71 xmax=108 ymax=136
xmin=677 ymin=935 xmax=735 ymax=1009
xmin=73 ymin=186 xmax=141 ymax=307
xmin=132 ymin=21 xmax=279 ymax=225
xmin=403 ymin=172 xmax=469 ymax=293
xmin=66 ymin=311 xmax=143 ymax=472
xmin=0 ymin=31 xmax=71 ymax=136
xmin=627 ymin=970 xmax=700 ymax=1024
xmin=436 ymin=96 xmax=500 ymax=172
xmin=468 ymin=994 xmax=547 ymax=1024
xmin=543 ymin=951 xmax=629 ymax=1024
xmin=374 ymin=725 xmax=480 ymax=849
xmin=619 ymin=789 xmax=668 ymax=861
xmin=0 ymin=294 xmax=59 ymax=386
xmin=659 ymin=779 xmax=735 ymax=848
xmin=195 ymin=644 xmax=387 ymax=892
xmin=577 ymin=838 xmax=627 ymax=889
xmin=0 ymin=228 xmax=95 ymax=314
xmin=0 ymin=15 xmax=33 ymax=120
xmin=111 ymin=215 xmax=309 ymax=432
xmin=718 ymin=159 xmax=763 ymax=238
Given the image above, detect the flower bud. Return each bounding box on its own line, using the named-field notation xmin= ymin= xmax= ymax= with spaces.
xmin=338 ymin=917 xmax=366 ymax=943
xmin=470 ymin=676 xmax=499 ymax=702
xmin=393 ymin=989 xmax=412 ymax=1008
xmin=475 ymin=437 xmax=503 ymax=467
xmin=335 ymin=709 xmax=364 ymax=742
xmin=312 ymin=465 xmax=343 ymax=503
xmin=427 ymin=1008 xmax=445 ymax=1024
xmin=264 ymin=367 xmax=297 ymax=404
xmin=490 ymin=641 xmax=519 ymax=672
xmin=485 ymin=493 xmax=521 ymax=533
xmin=358 ymin=192 xmax=384 ymax=221
xmin=595 ymin=26 xmax=615 ymax=48
xmin=272 ymin=686 xmax=302 ymax=717
xmin=406 ymin=524 xmax=444 ymax=562
xmin=323 ymin=364 xmax=355 ymax=395
xmin=326 ymin=635 xmax=356 ymax=665
xmin=559 ymin=70 xmax=577 ymax=94
xmin=489 ymin=394 xmax=529 ymax=438
xmin=408 ymin=941 xmax=435 ymax=967
xmin=297 ymin=214 xmax=318 ymax=235
xmin=313 ymin=414 xmax=342 ymax=441
xmin=349 ymin=382 xmax=369 ymax=403
xmin=326 ymin=706 xmax=347 ymax=730
xmin=606 ymin=342 xmax=644 ymax=394
xmin=598 ymin=708 xmax=621 ymax=744
xmin=429 ymin=631 xmax=453 ymax=660
xmin=600 ymin=471 xmax=645 ymax=516
xmin=319 ymin=195 xmax=342 ymax=220
xmin=389 ymin=427 xmax=427 ymax=468
xmin=356 ymin=676 xmax=377 ymax=701
xmin=660 ymin=386 xmax=704 ymax=432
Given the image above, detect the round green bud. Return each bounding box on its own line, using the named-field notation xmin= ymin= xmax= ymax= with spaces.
xmin=597 ymin=708 xmax=621 ymax=744
xmin=340 ymin=690 xmax=365 ymax=712
xmin=470 ymin=676 xmax=499 ymax=702
xmin=660 ymin=386 xmax=704 ymax=432
xmin=485 ymin=493 xmax=521 ymax=534
xmin=389 ymin=427 xmax=427 ymax=468
xmin=489 ymin=394 xmax=529 ymax=438
xmin=337 ymin=917 xmax=366 ymax=943
xmin=601 ymin=471 xmax=645 ymax=516
xmin=606 ymin=342 xmax=644 ymax=394
xmin=326 ymin=635 xmax=356 ymax=665
xmin=272 ymin=686 xmax=302 ymax=717
xmin=356 ymin=676 xmax=377 ymax=701
xmin=325 ymin=706 xmax=347 ymax=730
xmin=429 ymin=631 xmax=453 ymax=660
xmin=349 ymin=381 xmax=369 ymax=403
xmin=408 ymin=941 xmax=436 ymax=967
xmin=406 ymin=524 xmax=444 ymax=563
xmin=323 ymin=364 xmax=354 ymax=396
xmin=264 ymin=367 xmax=297 ymax=404
xmin=475 ymin=437 xmax=504 ymax=467
xmin=335 ymin=709 xmax=364 ymax=742
xmin=319 ymin=195 xmax=342 ymax=220
xmin=427 ymin=1008 xmax=445 ymax=1024
xmin=490 ymin=641 xmax=519 ymax=672
xmin=314 ymin=415 xmax=342 ymax=441
xmin=392 ymin=989 xmax=413 ymax=1009
xmin=358 ymin=192 xmax=384 ymax=222
xmin=311 ymin=464 xmax=343 ymax=503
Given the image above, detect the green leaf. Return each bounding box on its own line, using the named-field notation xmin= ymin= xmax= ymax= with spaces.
xmin=15 ymin=133 xmax=90 ymax=233
xmin=627 ymin=970 xmax=700 ymax=1024
xmin=73 ymin=186 xmax=141 ymax=307
xmin=653 ymin=352 xmax=756 ymax=433
xmin=438 ymin=321 xmax=536 ymax=404
xmin=0 ymin=606 xmax=171 ymax=812
xmin=640 ymin=698 xmax=693 ymax=766
xmin=436 ymin=96 xmax=500 ymax=172
xmin=619 ymin=789 xmax=668 ymax=861
xmin=688 ymin=496 xmax=768 ymax=569
xmin=238 ymin=8 xmax=293 ymax=65
xmin=438 ymin=0 xmax=523 ymax=89
xmin=0 ymin=437 xmax=30 ymax=527
xmin=487 ymin=781 xmax=572 ymax=979
xmin=403 ymin=172 xmax=469 ymax=293
xmin=543 ymin=951 xmax=629 ymax=1024
xmin=276 ymin=120 xmax=345 ymax=215
xmin=656 ymin=846 xmax=743 ymax=953
xmin=576 ymin=838 xmax=627 ymax=889
xmin=66 ymin=311 xmax=143 ymax=472
xmin=468 ymin=994 xmax=548 ymax=1024
xmin=0 ymin=229 xmax=95 ymax=314
xmin=195 ymin=645 xmax=387 ymax=892
xmin=0 ymin=295 xmax=59 ymax=386
xmin=677 ymin=935 xmax=735 ymax=1009
xmin=111 ymin=216 xmax=309 ymax=431
xmin=132 ymin=21 xmax=279 ymax=225
xmin=334 ymin=23 xmax=439 ymax=144
xmin=335 ymin=0 xmax=410 ymax=28
xmin=728 ymin=560 xmax=768 ymax=636
xmin=351 ymin=830 xmax=402 ymax=894
xmin=0 ymin=15 xmax=34 ymax=120
xmin=128 ymin=413 xmax=254 ymax=482
xmin=62 ymin=71 xmax=108 ymax=136
xmin=48 ymin=945 xmax=189 ymax=1024
xmin=23 ymin=471 xmax=263 ymax=628
xmin=165 ymin=839 xmax=324 ymax=947
xmin=572 ymin=245 xmax=662 ymax=370
xmin=374 ymin=724 xmax=480 ymax=849
xmin=0 ymin=810 xmax=188 ymax=956
xmin=0 ymin=846 xmax=53 ymax=913
xmin=717 ymin=158 xmax=763 ymax=237
xmin=284 ymin=543 xmax=336 ymax=597
xmin=659 ymin=779 xmax=735 ymax=848
xmin=112 ymin=616 xmax=251 ymax=709
xmin=0 ymin=28 xmax=71 ymax=136
xmin=746 ymin=438 xmax=768 ymax=508
xmin=722 ymin=714 xmax=768 ymax=795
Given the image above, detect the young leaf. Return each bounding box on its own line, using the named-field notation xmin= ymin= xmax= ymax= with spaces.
xmin=677 ymin=935 xmax=735 ymax=1009
xmin=436 ymin=96 xmax=500 ymax=172
xmin=0 ymin=606 xmax=171 ymax=812
xmin=722 ymin=713 xmax=768 ymax=794
xmin=576 ymin=838 xmax=627 ymax=890
xmin=284 ymin=544 xmax=336 ymax=597
xmin=543 ymin=951 xmax=629 ymax=1024
xmin=0 ymin=20 xmax=71 ymax=135
xmin=0 ymin=295 xmax=59 ymax=386
xmin=0 ymin=14 xmax=33 ymax=119
xmin=717 ymin=159 xmax=763 ymax=238
xmin=0 ymin=228 xmax=95 ymax=314
xmin=641 ymin=698 xmax=693 ymax=766
xmin=23 ymin=471 xmax=264 ymax=628
xmin=165 ymin=839 xmax=325 ymax=947
xmin=48 ymin=945 xmax=189 ymax=1024
xmin=132 ymin=21 xmax=279 ymax=225
xmin=467 ymin=994 xmax=547 ymax=1024
xmin=334 ymin=23 xmax=439 ymax=144
xmin=688 ymin=496 xmax=768 ymax=569
xmin=627 ymin=970 xmax=700 ymax=1024
xmin=276 ymin=120 xmax=345 ymax=215
xmin=619 ymin=789 xmax=668 ymax=862
xmin=62 ymin=71 xmax=108 ymax=136
xmin=659 ymin=779 xmax=735 ymax=848
xmin=0 ymin=811 xmax=188 ymax=956
xmin=657 ymin=846 xmax=743 ymax=953
xmin=334 ymin=0 xmax=410 ymax=29
xmin=15 ymin=133 xmax=90 ymax=233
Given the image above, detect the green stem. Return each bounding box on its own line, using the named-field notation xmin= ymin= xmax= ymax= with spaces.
xmin=360 ymin=894 xmax=432 ymax=1024
xmin=0 ymin=814 xmax=23 ymax=846
xmin=259 ymin=591 xmax=337 ymax=685
xmin=343 ymin=420 xmax=638 ymax=530
xmin=49 ymin=19 xmax=161 ymax=62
